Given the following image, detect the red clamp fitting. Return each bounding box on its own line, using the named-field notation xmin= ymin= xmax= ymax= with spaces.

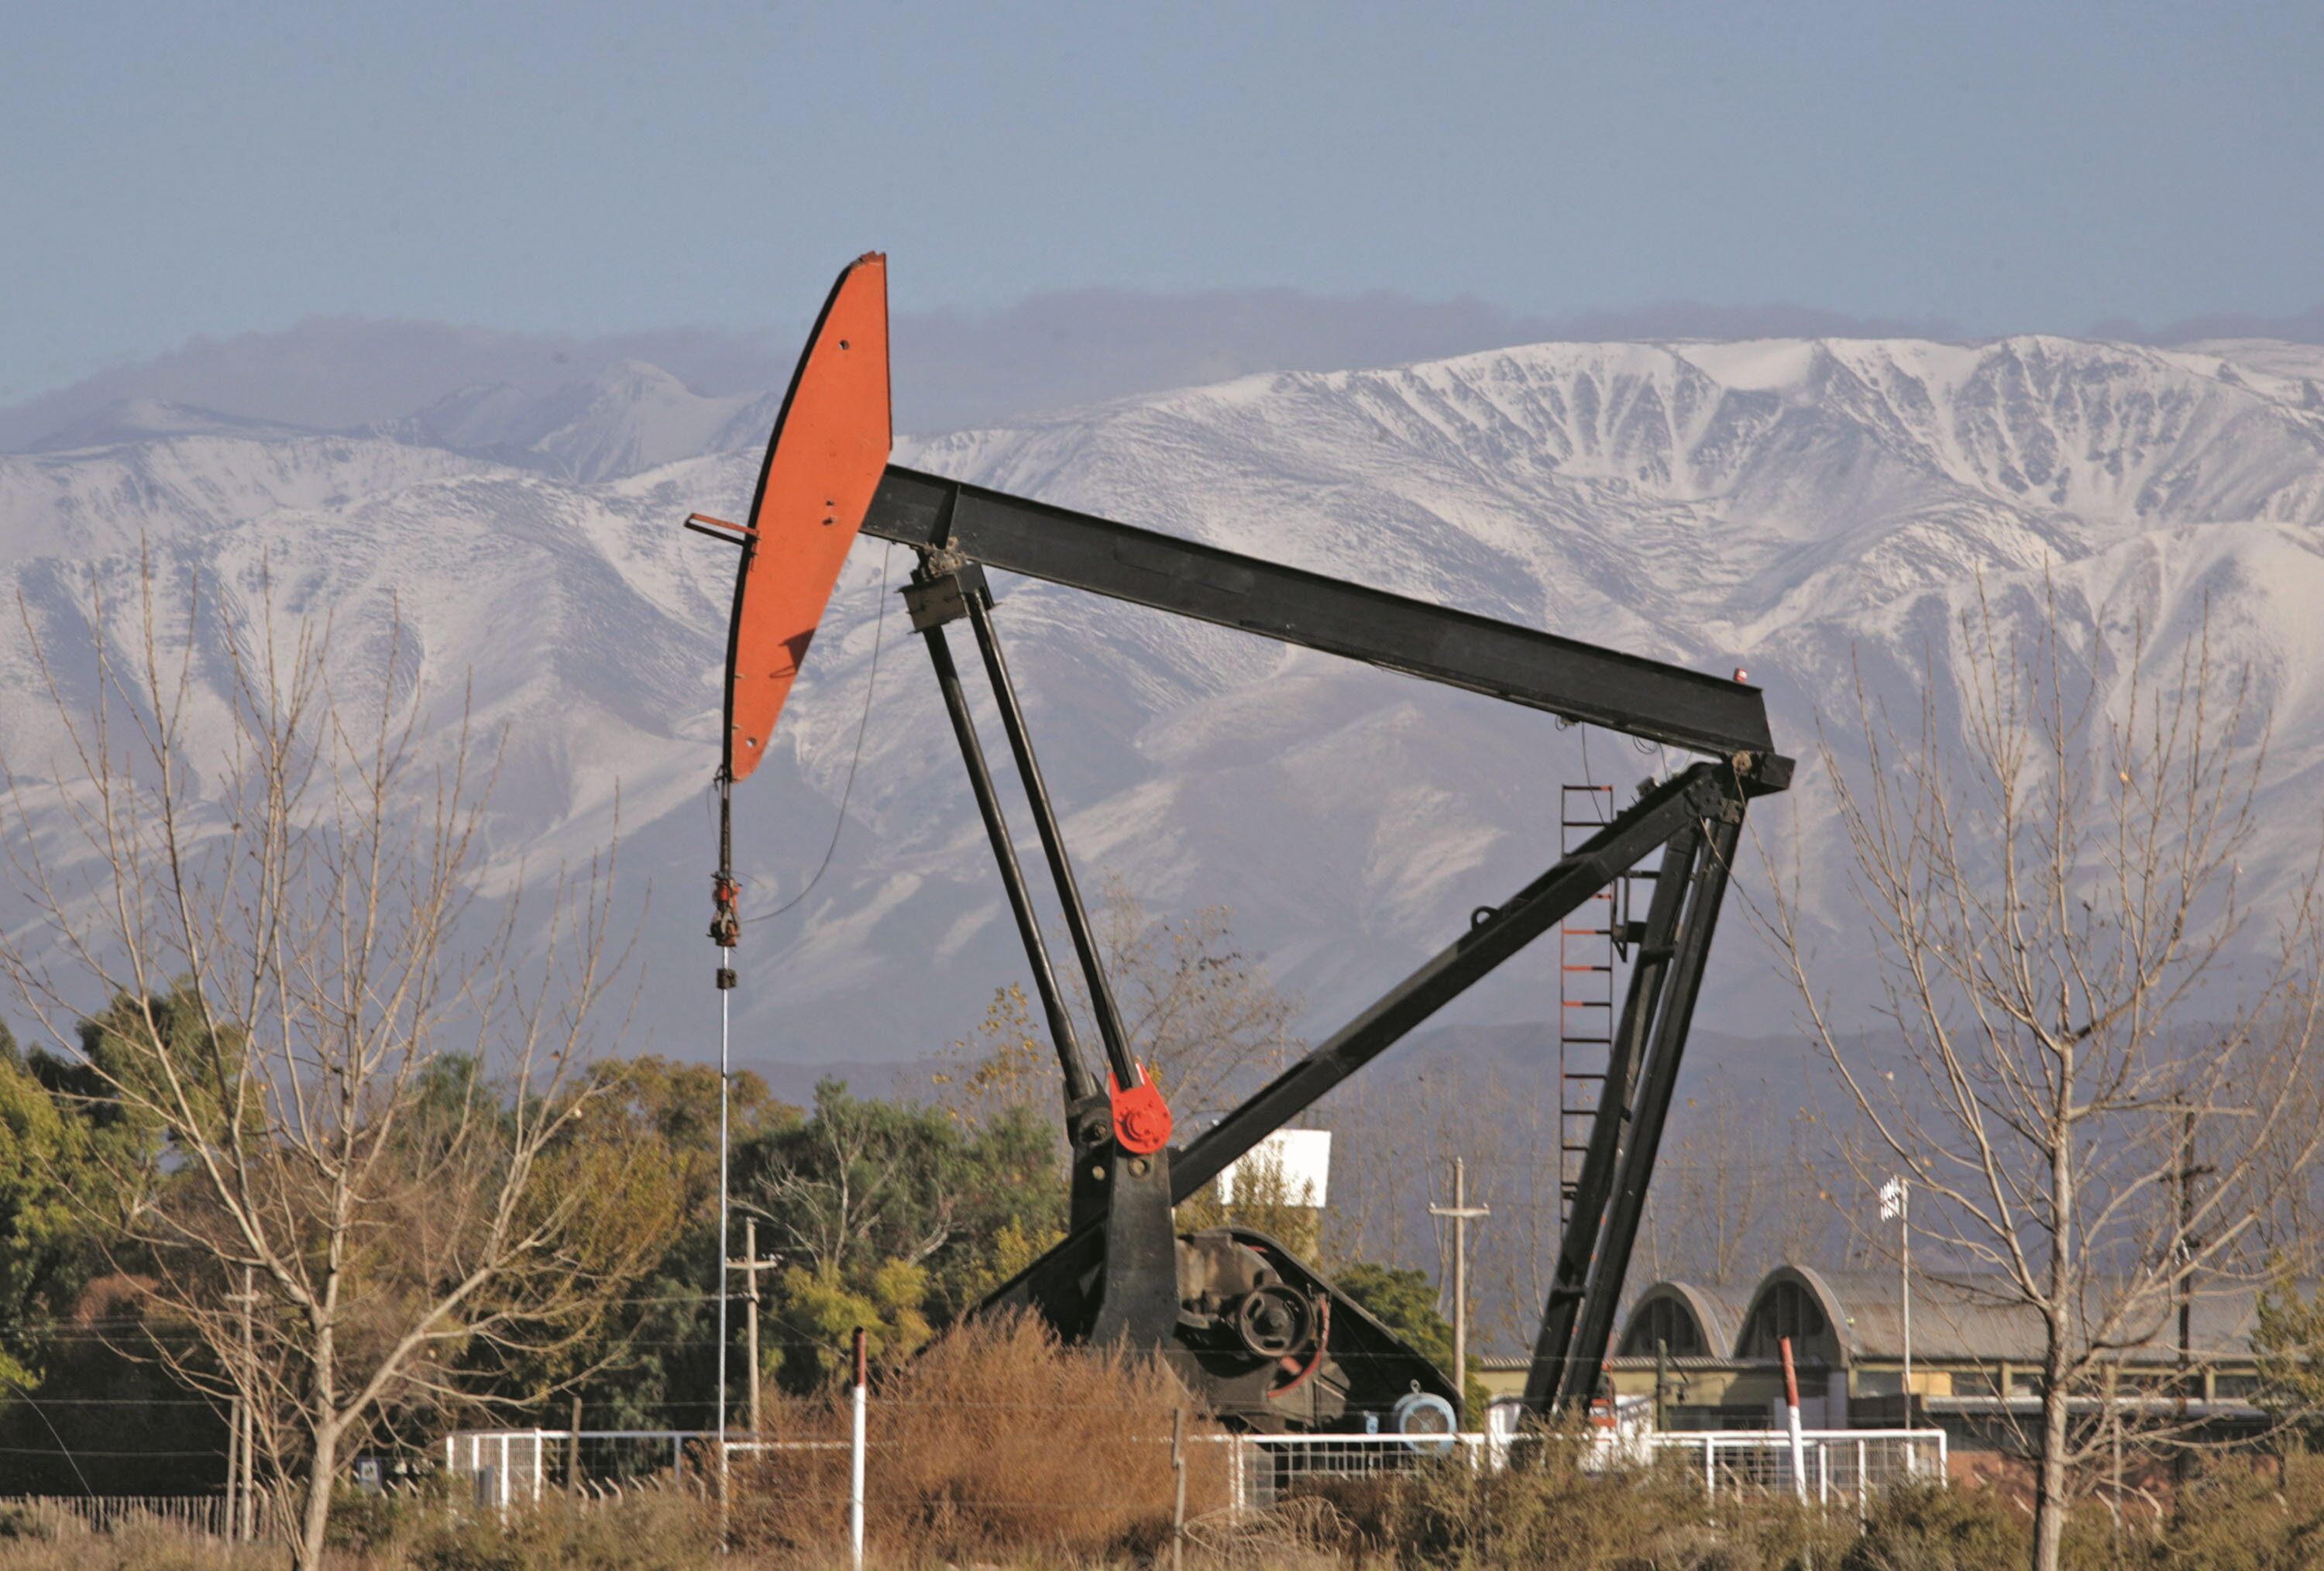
xmin=1109 ymin=1063 xmax=1174 ymax=1156
xmin=709 ymin=875 xmax=741 ymax=949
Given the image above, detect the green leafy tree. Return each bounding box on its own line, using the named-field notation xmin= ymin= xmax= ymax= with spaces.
xmin=1336 ymin=1261 xmax=1488 ymax=1416
xmin=741 ymin=1081 xmax=1065 ymax=1387
xmin=2254 ymin=1267 xmax=2324 ymax=1442
xmin=1175 ymin=1138 xmax=1324 ymax=1257
xmin=0 ymin=1009 xmax=253 ymax=1493
xmin=0 ymin=1024 xmax=129 ymax=1388
xmin=532 ymin=1057 xmax=794 ymax=1436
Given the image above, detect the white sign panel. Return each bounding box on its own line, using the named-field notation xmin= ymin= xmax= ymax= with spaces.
xmin=1216 ymin=1129 xmax=1332 ymax=1208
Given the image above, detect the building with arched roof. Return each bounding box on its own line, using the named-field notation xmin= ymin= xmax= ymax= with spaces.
xmin=1617 ymin=1280 xmax=1748 ymax=1362
xmin=1480 ymin=1262 xmax=2278 ymax=1450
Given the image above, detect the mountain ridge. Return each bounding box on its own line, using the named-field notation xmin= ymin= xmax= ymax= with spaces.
xmin=2 ymin=332 xmax=2319 ymax=1084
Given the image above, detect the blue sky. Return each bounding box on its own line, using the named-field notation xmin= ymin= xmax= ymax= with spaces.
xmin=5 ymin=0 xmax=2321 ymax=404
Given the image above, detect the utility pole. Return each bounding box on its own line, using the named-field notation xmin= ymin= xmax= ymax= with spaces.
xmin=1429 ymin=1158 xmax=1489 ymax=1413
xmin=2173 ymin=1098 xmax=2214 ymax=1482
xmin=1880 ymin=1176 xmax=1911 ymax=1418
xmin=234 ymin=1265 xmax=256 ymax=1542
xmin=1901 ymin=1187 xmax=1911 ymax=1412
xmin=2175 ymin=1102 xmax=2211 ymax=1374
xmin=727 ymin=1220 xmax=782 ymax=1434
xmin=224 ymin=1393 xmax=238 ymax=1542
xmin=849 ymin=1327 xmax=868 ymax=1571
xmin=1654 ymin=1337 xmax=1669 ymax=1432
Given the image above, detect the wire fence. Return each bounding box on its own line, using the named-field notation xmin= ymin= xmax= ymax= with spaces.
xmin=1202 ymin=1432 xmax=1505 ymax=1515
xmin=442 ymin=1429 xmax=717 ymax=1511
xmin=438 ymin=1421 xmax=1951 ymax=1516
xmin=1202 ymin=1428 xmax=1946 ymax=1516
xmin=0 ymin=1492 xmax=277 ymax=1539
xmin=1641 ymin=1429 xmax=1950 ymax=1509
xmin=0 ymin=1421 xmax=1949 ymax=1546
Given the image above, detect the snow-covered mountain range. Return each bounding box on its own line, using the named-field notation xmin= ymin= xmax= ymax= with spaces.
xmin=4 ymin=332 xmax=2322 ymax=1085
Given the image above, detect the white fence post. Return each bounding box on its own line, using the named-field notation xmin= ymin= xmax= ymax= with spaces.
xmin=850 ymin=1327 xmax=868 ymax=1571
xmin=1779 ymin=1338 xmax=1809 ymax=1504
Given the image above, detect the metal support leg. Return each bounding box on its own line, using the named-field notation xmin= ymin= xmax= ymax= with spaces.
xmin=1523 ymin=822 xmax=1703 ymax=1408
xmin=1172 ymin=767 xmax=1729 ymax=1197
xmin=961 ymin=586 xmax=1183 ymax=1338
xmin=961 ymin=587 xmax=1140 ymax=1091
xmin=1551 ymin=809 xmax=1744 ymax=1409
xmin=915 ymin=613 xmax=1097 ymax=1104
xmin=1087 ymin=1146 xmax=1184 ymax=1346
xmin=974 ymin=768 xmax=1730 ymax=1320
xmin=916 ymin=569 xmax=1176 ymax=1348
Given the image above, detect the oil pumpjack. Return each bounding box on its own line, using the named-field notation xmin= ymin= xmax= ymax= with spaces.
xmin=693 ymin=255 xmax=1792 ymax=1435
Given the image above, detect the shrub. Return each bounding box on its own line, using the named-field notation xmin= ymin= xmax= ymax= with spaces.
xmin=2129 ymin=1449 xmax=2324 ymax=1570
xmin=730 ymin=1312 xmax=1227 ymax=1565
xmin=0 ymin=1513 xmax=262 ymax=1571
xmin=403 ymin=1485 xmax=717 ymax=1571
xmin=1841 ymin=1479 xmax=2026 ymax=1571
xmin=1285 ymin=1428 xmax=1764 ymax=1569
xmin=0 ymin=1507 xmax=50 ymax=1544
xmin=325 ymin=1477 xmax=454 ymax=1555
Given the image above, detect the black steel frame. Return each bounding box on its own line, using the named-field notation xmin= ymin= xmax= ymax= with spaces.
xmin=868 ymin=468 xmax=1783 ymax=778
xmin=865 ymin=465 xmax=1789 ymax=1411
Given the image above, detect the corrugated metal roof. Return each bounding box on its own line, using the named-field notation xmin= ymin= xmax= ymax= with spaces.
xmin=1786 ymin=1268 xmax=2271 ymax=1362
xmin=1625 ymin=1263 xmax=2288 ymax=1363
xmin=1618 ymin=1279 xmax=1752 ymax=1357
xmin=1492 ymin=1267 xmax=2291 ymax=1378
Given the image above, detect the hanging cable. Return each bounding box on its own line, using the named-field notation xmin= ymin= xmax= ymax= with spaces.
xmin=752 ymin=540 xmax=895 ymax=925
xmin=1 ymin=1374 xmax=93 ymax=1496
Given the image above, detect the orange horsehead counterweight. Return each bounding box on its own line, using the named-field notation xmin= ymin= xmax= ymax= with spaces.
xmin=719 ymin=253 xmax=892 ymax=783
xmin=690 ymin=253 xmax=892 ymax=987
xmin=686 ymin=253 xmax=1172 ymax=1157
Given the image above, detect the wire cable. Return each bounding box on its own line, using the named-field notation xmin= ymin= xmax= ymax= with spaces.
xmin=755 ymin=540 xmax=895 ymax=925
xmin=2 ymin=1374 xmax=94 ymax=1496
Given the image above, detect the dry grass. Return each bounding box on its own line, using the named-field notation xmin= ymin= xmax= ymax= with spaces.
xmin=0 ymin=1489 xmax=722 ymax=1571
xmin=14 ymin=1377 xmax=2324 ymax=1567
xmin=0 ymin=1511 xmax=276 ymax=1571
xmin=396 ymin=1486 xmax=718 ymax=1571
xmin=1281 ymin=1430 xmax=1863 ymax=1571
xmin=732 ymin=1312 xmax=1230 ymax=1566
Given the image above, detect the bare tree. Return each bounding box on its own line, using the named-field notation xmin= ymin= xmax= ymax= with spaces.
xmin=929 ymin=982 xmax=1071 ymax=1140
xmin=1317 ymin=1063 xmax=1518 ymax=1339
xmin=1762 ymin=579 xmax=2324 ymax=1571
xmin=1087 ymin=879 xmax=1301 ymax=1119
xmin=1638 ymin=1093 xmax=1834 ymax=1289
xmin=937 ymin=885 xmax=1302 ymax=1135
xmin=0 ymin=559 xmax=640 ymax=1570
xmin=748 ymin=1103 xmax=956 ymax=1283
